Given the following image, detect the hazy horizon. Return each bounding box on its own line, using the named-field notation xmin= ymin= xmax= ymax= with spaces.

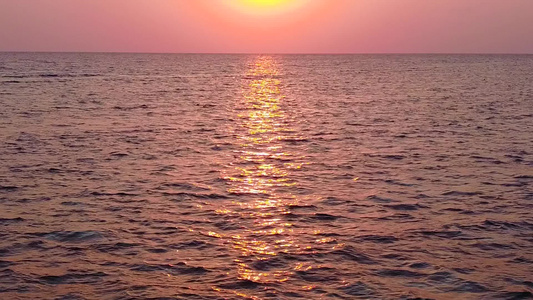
xmin=2 ymin=51 xmax=533 ymax=55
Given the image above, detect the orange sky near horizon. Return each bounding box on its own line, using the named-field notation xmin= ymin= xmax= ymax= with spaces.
xmin=181 ymin=0 xmax=344 ymax=52
xmin=0 ymin=0 xmax=532 ymax=53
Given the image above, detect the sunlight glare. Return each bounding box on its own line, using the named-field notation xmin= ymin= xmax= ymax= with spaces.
xmin=241 ymin=0 xmax=289 ymax=7
xmin=231 ymin=0 xmax=306 ymax=15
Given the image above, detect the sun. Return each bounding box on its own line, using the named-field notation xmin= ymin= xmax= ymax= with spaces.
xmin=231 ymin=0 xmax=304 ymax=15
xmin=240 ymin=0 xmax=289 ymax=7
xmin=185 ymin=0 xmax=340 ymax=34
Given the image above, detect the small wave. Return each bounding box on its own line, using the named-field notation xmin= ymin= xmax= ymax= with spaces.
xmin=341 ymin=281 xmax=376 ymax=297
xmin=311 ymin=213 xmax=341 ymax=221
xmin=442 ymin=191 xmax=482 ymax=196
xmin=0 ymin=260 xmax=14 ymax=268
xmin=164 ymin=192 xmax=228 ymax=200
xmin=112 ymin=104 xmax=150 ymax=110
xmin=1 ymin=75 xmax=25 ymax=78
xmin=385 ymin=204 xmax=424 ymax=211
xmin=39 ymin=74 xmax=60 ymax=78
xmin=511 ymin=257 xmax=533 ymax=264
xmin=55 ymin=293 xmax=87 ymax=300
xmin=364 ymin=153 xmax=406 ymax=160
xmin=39 ymin=272 xmax=107 ymax=285
xmin=514 ymin=175 xmax=533 ymax=179
xmin=60 ymin=201 xmax=82 ymax=206
xmin=378 ymin=213 xmax=415 ymax=221
xmin=496 ymin=291 xmax=533 ymax=300
xmin=376 ymin=269 xmax=427 ymax=278
xmin=94 ymin=242 xmax=142 ymax=253
xmin=130 ymin=262 xmax=209 ymax=275
xmin=213 ymin=221 xmax=242 ymax=231
xmin=413 ymin=230 xmax=463 ymax=239
xmin=483 ymin=220 xmax=533 ymax=231
xmin=287 ymin=204 xmax=317 ymax=211
xmin=109 ymin=152 xmax=129 ymax=157
xmin=37 ymin=231 xmax=103 ymax=243
xmin=159 ymin=182 xmax=211 ymax=192
xmin=38 ymin=73 xmax=99 ymax=78
xmin=295 ymin=266 xmax=338 ymax=283
xmin=218 ymin=279 xmax=261 ymax=290
xmin=166 ymin=240 xmax=210 ymax=250
xmin=426 ymin=271 xmax=456 ymax=283
xmin=366 ymin=195 xmax=395 ymax=203
xmin=410 ymin=262 xmax=431 ymax=269
xmin=357 ymin=235 xmax=399 ymax=244
xmin=0 ymin=217 xmax=24 ymax=225
xmin=471 ymin=242 xmax=516 ymax=250
xmin=88 ymin=191 xmax=139 ymax=197
xmin=320 ymin=196 xmax=348 ymax=206
xmin=505 ymin=278 xmax=533 ymax=289
xmin=250 ymin=257 xmax=286 ymax=271
xmin=330 ymin=246 xmax=376 ymax=264
xmin=384 ymin=179 xmax=415 ymax=186
xmin=146 ymin=248 xmax=168 ymax=254
xmin=450 ymin=281 xmax=489 ymax=293
xmin=0 ymin=186 xmax=19 ymax=191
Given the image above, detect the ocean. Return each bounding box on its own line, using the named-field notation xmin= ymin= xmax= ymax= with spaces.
xmin=0 ymin=53 xmax=532 ymax=299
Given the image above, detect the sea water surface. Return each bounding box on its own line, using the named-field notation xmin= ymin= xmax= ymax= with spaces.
xmin=0 ymin=53 xmax=532 ymax=299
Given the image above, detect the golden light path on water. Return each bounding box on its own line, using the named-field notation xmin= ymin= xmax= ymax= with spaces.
xmin=213 ymin=56 xmax=321 ymax=296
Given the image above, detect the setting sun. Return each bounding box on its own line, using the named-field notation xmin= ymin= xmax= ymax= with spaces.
xmin=228 ymin=0 xmax=309 ymax=15
xmin=240 ymin=0 xmax=289 ymax=7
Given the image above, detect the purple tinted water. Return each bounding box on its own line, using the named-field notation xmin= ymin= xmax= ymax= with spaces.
xmin=0 ymin=53 xmax=532 ymax=299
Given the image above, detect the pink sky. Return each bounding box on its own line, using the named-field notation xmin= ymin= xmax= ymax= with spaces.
xmin=1 ymin=0 xmax=532 ymax=53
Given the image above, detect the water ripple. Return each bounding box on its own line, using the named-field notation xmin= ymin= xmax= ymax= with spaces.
xmin=0 ymin=53 xmax=531 ymax=299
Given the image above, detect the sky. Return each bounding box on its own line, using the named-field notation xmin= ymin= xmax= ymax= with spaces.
xmin=1 ymin=0 xmax=532 ymax=54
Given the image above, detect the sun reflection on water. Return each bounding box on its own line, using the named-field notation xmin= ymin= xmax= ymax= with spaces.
xmin=218 ymin=56 xmax=312 ymax=285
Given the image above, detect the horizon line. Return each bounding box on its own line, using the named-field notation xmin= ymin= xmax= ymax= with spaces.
xmin=1 ymin=50 xmax=532 ymax=55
